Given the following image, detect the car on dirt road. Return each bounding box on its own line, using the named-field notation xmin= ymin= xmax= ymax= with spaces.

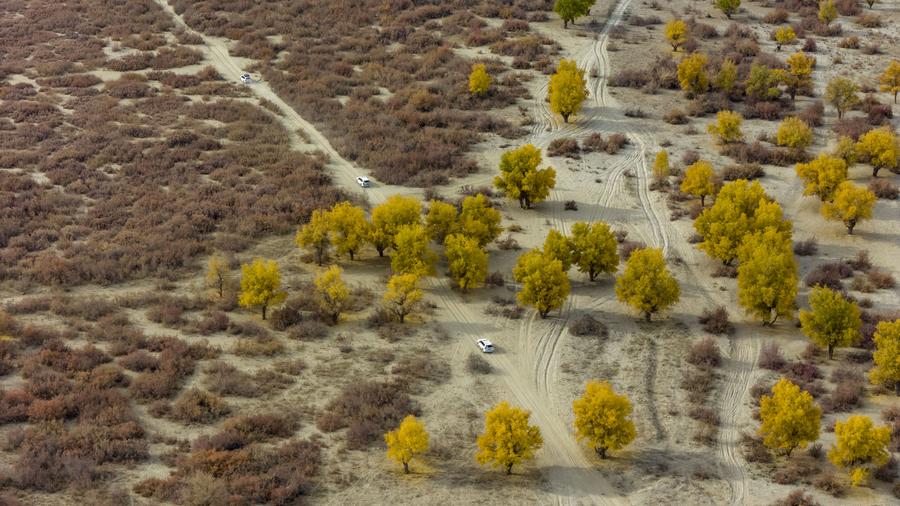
xmin=476 ymin=339 xmax=494 ymax=353
xmin=356 ymin=176 xmax=370 ymax=188
xmin=240 ymin=73 xmax=252 ymax=84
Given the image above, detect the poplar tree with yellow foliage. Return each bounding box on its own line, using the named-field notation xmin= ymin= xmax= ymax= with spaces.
xmin=653 ymin=150 xmax=670 ymax=184
xmin=385 ymin=415 xmax=429 ymax=474
xmin=677 ymin=52 xmax=709 ymax=97
xmin=238 ymin=259 xmax=287 ymax=320
xmin=795 ymin=154 xmax=847 ymax=202
xmin=664 ymin=19 xmax=689 ymax=51
xmin=570 ymin=221 xmax=619 ymax=281
xmin=821 ymin=181 xmax=876 ymax=234
xmin=494 ymin=144 xmax=556 ymax=209
xmin=542 ymin=229 xmax=573 ymax=271
xmin=572 ymin=381 xmax=636 ymax=459
xmin=458 ymin=194 xmax=502 ymax=247
xmin=370 ymin=195 xmax=422 ymax=257
xmin=774 ymin=26 xmax=796 ymax=51
xmin=315 ymin=265 xmax=349 ymax=324
xmin=879 ymin=59 xmax=900 ymax=104
xmin=870 ymin=319 xmax=900 ymax=395
xmin=476 ymin=402 xmax=543 ymax=474
xmin=818 ymin=0 xmax=837 ymax=25
xmin=382 ymin=273 xmax=422 ymax=323
xmin=425 ymin=200 xmax=458 ymax=244
xmin=707 ymin=110 xmax=743 ymax=144
xmin=391 ymin=224 xmax=436 ymax=277
xmin=445 ymin=234 xmax=488 ymax=291
xmin=468 ymin=63 xmax=491 ymax=97
xmin=295 ymin=209 xmax=332 ymax=265
xmin=782 ymin=52 xmax=814 ymax=102
xmin=329 ymin=202 xmax=370 ymax=260
xmin=737 ymin=228 xmax=797 ymax=325
xmin=828 ymin=415 xmax=891 ymax=486
xmin=855 ymin=127 xmax=898 ymax=178
xmin=680 ymin=160 xmax=716 ymax=206
xmin=206 ymin=252 xmax=230 ymax=299
xmin=513 ymin=250 xmax=570 ymax=318
xmin=776 ymin=117 xmax=813 ymax=151
xmin=548 ymin=59 xmax=588 ymax=123
xmin=615 ymin=248 xmax=680 ymax=321
xmin=800 ymin=285 xmax=860 ymax=360
xmin=758 ymin=378 xmax=821 ymax=456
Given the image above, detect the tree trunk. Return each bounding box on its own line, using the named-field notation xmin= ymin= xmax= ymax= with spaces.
xmin=564 ymin=19 xmax=569 ymax=29
xmin=828 ymin=344 xmax=834 ymax=360
xmin=262 ymin=304 xmax=268 ymax=320
xmin=873 ymin=166 xmax=881 ymax=177
xmin=399 ymin=312 xmax=405 ymax=323
xmin=847 ymin=220 xmax=856 ymax=235
xmin=403 ymin=461 xmax=409 ymax=474
xmin=349 ymin=250 xmax=355 ymax=261
xmin=589 ymin=269 xmax=597 ymax=282
xmin=644 ymin=311 xmax=652 ymax=322
xmin=837 ymin=108 xmax=843 ymax=119
xmin=894 ymin=91 xmax=897 ymax=104
xmin=506 ymin=463 xmax=514 ymax=475
xmin=786 ymin=446 xmax=794 ymax=457
xmin=596 ymin=446 xmax=608 ymax=459
xmin=700 ymin=195 xmax=706 ymax=207
xmin=377 ymin=246 xmax=385 ymax=257
xmin=894 ymin=382 xmax=899 ymax=396
xmin=540 ymin=309 xmax=549 ymax=319
xmin=776 ymin=44 xmax=781 ymax=51
xmin=562 ymin=113 xmax=570 ymax=123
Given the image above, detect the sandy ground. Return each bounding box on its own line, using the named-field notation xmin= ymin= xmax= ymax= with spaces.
xmin=7 ymin=0 xmax=897 ymax=504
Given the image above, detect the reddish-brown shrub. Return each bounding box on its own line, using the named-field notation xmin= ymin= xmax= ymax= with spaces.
xmin=699 ymin=306 xmax=734 ymax=335
xmin=759 ymin=342 xmax=787 ymax=371
xmin=793 ymin=238 xmax=818 ymax=256
xmin=832 ymin=118 xmax=871 ymax=140
xmin=316 ymin=380 xmax=418 ymax=449
xmin=171 ymin=389 xmax=229 ymax=424
xmin=868 ymin=179 xmax=898 ymax=200
xmin=118 ymin=350 xmax=159 ymax=372
xmin=547 ymin=137 xmax=580 ymax=158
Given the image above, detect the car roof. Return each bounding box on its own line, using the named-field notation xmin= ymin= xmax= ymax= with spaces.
xmin=358 ymin=176 xmax=369 ymax=180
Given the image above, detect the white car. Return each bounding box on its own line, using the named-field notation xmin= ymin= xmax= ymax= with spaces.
xmin=476 ymin=339 xmax=495 ymax=353
xmin=240 ymin=73 xmax=252 ymax=84
xmin=356 ymin=176 xmax=371 ymax=188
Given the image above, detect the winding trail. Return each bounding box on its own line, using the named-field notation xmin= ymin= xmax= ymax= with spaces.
xmin=155 ymin=0 xmax=756 ymax=503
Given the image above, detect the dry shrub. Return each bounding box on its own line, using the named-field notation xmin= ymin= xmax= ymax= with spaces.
xmin=569 ymin=314 xmax=607 ymax=337
xmin=289 ymin=320 xmax=329 ymax=340
xmin=269 ymin=306 xmax=302 ymax=331
xmin=867 ymin=268 xmax=896 ymax=289
xmin=874 ymin=456 xmax=897 ymax=483
xmin=466 ymin=352 xmax=492 ymax=374
xmin=681 ymin=369 xmax=716 ymax=404
xmin=391 ymin=354 xmax=451 ymax=386
xmin=835 ymin=0 xmax=861 ymax=16
xmin=804 ymin=262 xmax=852 ymax=290
xmin=832 ymin=118 xmax=871 ymax=141
xmin=793 ymin=238 xmax=818 ymax=256
xmin=722 ymin=164 xmax=764 ymax=181
xmin=837 ymin=36 xmax=860 ymax=49
xmin=689 ymin=405 xmax=720 ymax=426
xmin=699 ymin=306 xmax=734 ymax=335
xmin=485 ymin=271 xmax=505 ymax=287
xmin=547 ymin=137 xmax=580 ymax=158
xmin=619 ymin=241 xmax=645 ymax=261
xmin=741 ymin=432 xmax=773 ymax=463
xmin=821 ymin=380 xmax=864 ymax=412
xmin=813 ymin=474 xmax=846 ymax=497
xmin=764 ymin=8 xmax=790 ymax=24
xmin=773 ymin=489 xmax=820 ymax=506
xmin=171 ymin=389 xmax=229 ymax=424
xmin=316 ymin=380 xmax=418 ymax=449
xmin=759 ymin=342 xmax=786 ymax=371
xmin=195 ymin=311 xmax=229 ymax=335
xmin=664 ymin=108 xmax=689 ymax=125
xmin=118 ymin=350 xmax=159 ymax=372
xmin=687 ymin=337 xmax=722 ymax=368
xmin=856 ymin=14 xmax=881 ymax=28
xmin=232 ymin=335 xmax=284 ymax=357
xmin=609 ymin=69 xmax=651 ymax=88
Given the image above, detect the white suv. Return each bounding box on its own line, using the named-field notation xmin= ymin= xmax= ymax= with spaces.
xmin=476 ymin=339 xmax=494 ymax=353
xmin=356 ymin=176 xmax=371 ymax=188
xmin=240 ymin=73 xmax=252 ymax=84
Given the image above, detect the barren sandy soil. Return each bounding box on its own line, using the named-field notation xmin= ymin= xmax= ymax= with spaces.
xmin=3 ymin=0 xmax=899 ymax=505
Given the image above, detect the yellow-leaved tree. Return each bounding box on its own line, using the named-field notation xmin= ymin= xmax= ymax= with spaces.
xmin=828 ymin=415 xmax=891 ymax=486
xmin=879 ymin=59 xmax=900 ymax=104
xmin=295 ymin=208 xmax=331 ymax=265
xmin=677 ymin=52 xmax=709 ymax=97
xmin=458 ymin=194 xmax=502 ymax=247
xmin=553 ymin=0 xmax=597 ymax=28
xmin=391 ymin=224 xmax=436 ymax=277
xmin=653 ymin=150 xmax=670 ymax=183
xmin=855 ymin=127 xmax=898 ymax=178
xmin=800 ymin=285 xmax=860 ymax=360
xmin=694 ymin=179 xmax=792 ymax=265
xmin=664 ymin=19 xmax=689 ymax=51
xmin=818 ymin=0 xmax=837 ymax=25
xmin=513 ymin=250 xmax=570 ymax=318
xmin=715 ymin=0 xmax=740 ymax=19
xmin=314 ymin=265 xmax=348 ymax=324
xmin=745 ymin=64 xmax=783 ymax=101
xmin=824 ymin=77 xmax=859 ymax=119
xmin=382 ymin=273 xmax=422 ymax=323
xmin=776 ymin=117 xmax=813 ymax=151
xmin=821 ymin=181 xmax=876 ymax=234
xmin=370 ymin=195 xmax=422 ymax=257
xmin=425 ymin=200 xmax=458 ymax=244
xmin=680 ymin=160 xmax=716 ymax=207
xmin=445 ymin=234 xmax=488 ymax=291
xmin=758 ymin=378 xmax=821 ymax=456
xmin=715 ymin=59 xmax=738 ymax=94
xmin=542 ymin=229 xmax=573 ymax=271
xmin=833 ymin=136 xmax=858 ymax=165
xmin=570 ymin=221 xmax=619 ymax=281
xmin=870 ymin=319 xmax=900 ymax=395
xmin=476 ymin=401 xmax=543 ymax=475
xmin=572 ymin=381 xmax=636 ymax=459
xmin=737 ymin=228 xmax=797 ymax=325
xmin=206 ymin=252 xmax=230 ymax=299
xmin=782 ymin=52 xmax=814 ymax=102
xmin=329 ymin=202 xmax=370 ymax=261
xmin=774 ymin=26 xmax=796 ymax=51
xmin=385 ymin=415 xmax=429 ymax=474
xmin=707 ymin=110 xmax=743 ymax=144
xmin=239 ymin=258 xmax=287 ymax=320
xmin=494 ymin=144 xmax=557 ymax=209
xmin=469 ymin=63 xmax=491 ymax=97
xmin=615 ymin=248 xmax=680 ymax=321
xmin=795 ymin=154 xmax=847 ymax=202
xmin=548 ymin=59 xmax=588 ymax=123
